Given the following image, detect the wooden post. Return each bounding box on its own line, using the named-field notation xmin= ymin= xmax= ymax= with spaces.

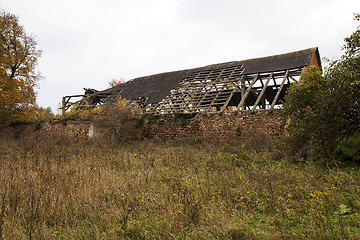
xmin=270 ymin=70 xmax=289 ymax=109
xmin=236 ymin=73 xmax=259 ymax=111
xmin=252 ymin=72 xmax=273 ymax=110
xmin=240 ymin=76 xmax=245 ymax=110
xmin=62 ymin=97 xmax=66 ymax=115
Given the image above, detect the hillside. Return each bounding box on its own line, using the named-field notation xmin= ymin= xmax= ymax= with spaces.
xmin=0 ymin=129 xmax=359 ymax=239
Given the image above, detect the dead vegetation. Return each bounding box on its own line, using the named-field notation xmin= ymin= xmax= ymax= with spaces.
xmin=0 ymin=127 xmax=360 ymax=239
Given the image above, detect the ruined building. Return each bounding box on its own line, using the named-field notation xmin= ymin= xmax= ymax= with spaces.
xmin=62 ymin=47 xmax=321 ymax=115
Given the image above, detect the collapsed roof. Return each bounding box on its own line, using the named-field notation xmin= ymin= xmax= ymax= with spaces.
xmin=63 ymin=47 xmax=321 ymax=115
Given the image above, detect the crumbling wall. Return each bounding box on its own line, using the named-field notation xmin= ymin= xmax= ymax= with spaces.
xmin=143 ymin=109 xmax=286 ymax=142
xmin=4 ymin=110 xmax=285 ymax=143
xmin=3 ymin=121 xmax=90 ymax=140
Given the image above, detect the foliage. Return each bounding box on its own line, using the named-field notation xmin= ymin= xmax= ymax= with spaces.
xmin=108 ymin=78 xmax=125 ymax=87
xmin=283 ymin=14 xmax=360 ymax=160
xmin=91 ymin=97 xmax=143 ymax=143
xmin=35 ymin=107 xmax=55 ymax=121
xmin=0 ymin=9 xmax=42 ymax=127
xmin=335 ymin=133 xmax=360 ymax=163
xmin=1 ymin=130 xmax=360 ymax=239
xmin=344 ymin=13 xmax=360 ymax=55
xmin=174 ymin=112 xmax=189 ymax=127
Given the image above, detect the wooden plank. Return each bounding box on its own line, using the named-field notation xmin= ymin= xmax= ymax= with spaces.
xmin=62 ymin=97 xmax=69 ymax=115
xmin=240 ymin=75 xmax=246 ymax=110
xmin=146 ymin=65 xmax=244 ymax=114
xmin=63 ymin=94 xmax=85 ymax=98
xmin=236 ymin=73 xmax=259 ymax=111
xmin=271 ymin=75 xmax=279 ymax=91
xmin=252 ymin=72 xmax=273 ymax=110
xmin=61 ymin=97 xmax=66 ymax=115
xmin=289 ymin=75 xmax=298 ymax=82
xmin=94 ymin=94 xmax=112 ymax=98
xmin=207 ymin=89 xmax=223 ymax=112
xmin=258 ymin=78 xmax=264 ymax=88
xmin=210 ymin=66 xmax=244 ymax=112
xmin=196 ymin=74 xmax=216 ymax=108
xmin=270 ymin=70 xmax=289 ymax=109
xmin=219 ymin=75 xmax=243 ymax=113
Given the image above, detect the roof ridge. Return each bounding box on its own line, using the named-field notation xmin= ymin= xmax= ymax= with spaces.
xmin=101 ymin=47 xmax=320 ymax=104
xmin=135 ymin=47 xmax=318 ymax=76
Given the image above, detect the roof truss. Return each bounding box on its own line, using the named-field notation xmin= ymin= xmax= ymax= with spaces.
xmin=146 ymin=66 xmax=303 ymax=115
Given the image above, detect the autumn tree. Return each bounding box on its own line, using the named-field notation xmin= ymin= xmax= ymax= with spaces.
xmin=283 ymin=13 xmax=360 ymax=160
xmin=108 ymin=78 xmax=125 ymax=87
xmin=0 ymin=9 xmax=42 ymax=127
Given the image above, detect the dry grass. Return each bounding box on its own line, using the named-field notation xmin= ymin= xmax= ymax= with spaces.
xmin=0 ymin=129 xmax=360 ymax=239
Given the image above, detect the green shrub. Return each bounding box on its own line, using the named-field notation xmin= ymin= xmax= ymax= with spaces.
xmin=282 ymin=14 xmax=360 ymax=160
xmin=335 ymin=132 xmax=360 ymax=163
xmin=91 ymin=97 xmax=143 ymax=143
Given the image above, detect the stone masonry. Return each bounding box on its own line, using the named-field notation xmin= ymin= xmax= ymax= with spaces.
xmin=143 ymin=109 xmax=286 ymax=142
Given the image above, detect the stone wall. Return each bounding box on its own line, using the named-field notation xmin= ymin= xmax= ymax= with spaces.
xmin=4 ymin=110 xmax=285 ymax=143
xmin=143 ymin=109 xmax=286 ymax=143
xmin=3 ymin=121 xmax=90 ymax=140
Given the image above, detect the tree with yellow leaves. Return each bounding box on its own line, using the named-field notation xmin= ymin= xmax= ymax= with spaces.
xmin=0 ymin=9 xmax=42 ymax=127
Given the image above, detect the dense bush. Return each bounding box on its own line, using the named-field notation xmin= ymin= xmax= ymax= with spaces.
xmin=335 ymin=133 xmax=360 ymax=163
xmin=283 ymin=14 xmax=360 ymax=161
xmin=90 ymin=97 xmax=143 ymax=143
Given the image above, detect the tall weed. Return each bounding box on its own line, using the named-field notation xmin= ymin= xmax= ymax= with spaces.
xmin=0 ymin=129 xmax=359 ymax=239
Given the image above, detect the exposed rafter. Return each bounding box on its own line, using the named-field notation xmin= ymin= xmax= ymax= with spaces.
xmin=146 ymin=66 xmax=303 ymax=115
xmin=61 ymin=47 xmax=322 ymax=115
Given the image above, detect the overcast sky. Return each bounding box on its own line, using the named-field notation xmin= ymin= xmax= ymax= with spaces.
xmin=1 ymin=0 xmax=360 ymax=112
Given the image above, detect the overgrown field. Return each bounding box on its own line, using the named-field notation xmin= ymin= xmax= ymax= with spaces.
xmin=0 ymin=131 xmax=360 ymax=239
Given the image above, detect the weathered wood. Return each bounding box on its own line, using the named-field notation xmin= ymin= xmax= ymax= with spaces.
xmin=270 ymin=70 xmax=289 ymax=109
xmin=62 ymin=97 xmax=66 ymax=115
xmin=208 ymin=66 xmax=244 ymax=112
xmin=63 ymin=94 xmax=85 ymax=98
xmin=252 ymin=72 xmax=273 ymax=110
xmin=289 ymin=75 xmax=298 ymax=82
xmin=236 ymin=73 xmax=259 ymax=111
xmin=240 ymin=76 xmax=246 ymax=110
xmin=140 ymin=64 xmax=305 ymax=115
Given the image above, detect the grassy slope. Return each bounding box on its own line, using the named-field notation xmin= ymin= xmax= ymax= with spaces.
xmin=0 ymin=132 xmax=360 ymax=239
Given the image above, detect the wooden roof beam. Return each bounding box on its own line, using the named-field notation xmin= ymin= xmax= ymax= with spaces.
xmin=252 ymin=72 xmax=273 ymax=110
xmin=236 ymin=73 xmax=259 ymax=111
xmin=270 ymin=70 xmax=289 ymax=109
